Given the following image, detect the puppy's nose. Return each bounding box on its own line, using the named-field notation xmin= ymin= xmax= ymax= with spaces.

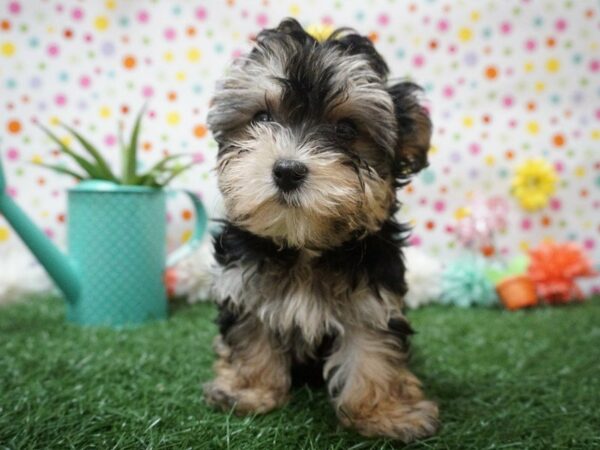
xmin=272 ymin=159 xmax=308 ymax=192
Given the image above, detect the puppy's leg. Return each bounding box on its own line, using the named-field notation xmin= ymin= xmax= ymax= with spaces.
xmin=203 ymin=313 xmax=291 ymax=415
xmin=325 ymin=320 xmax=438 ymax=442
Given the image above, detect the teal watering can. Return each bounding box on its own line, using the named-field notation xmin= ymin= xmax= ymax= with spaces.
xmin=0 ymin=158 xmax=207 ymax=327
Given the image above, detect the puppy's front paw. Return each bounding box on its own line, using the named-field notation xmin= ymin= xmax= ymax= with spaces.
xmin=340 ymin=399 xmax=439 ymax=442
xmin=203 ymin=380 xmax=289 ymax=415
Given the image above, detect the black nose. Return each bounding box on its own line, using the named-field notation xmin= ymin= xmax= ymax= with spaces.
xmin=272 ymin=159 xmax=308 ymax=192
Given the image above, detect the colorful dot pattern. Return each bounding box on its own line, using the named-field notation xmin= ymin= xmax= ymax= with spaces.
xmin=1 ymin=0 xmax=599 ymax=293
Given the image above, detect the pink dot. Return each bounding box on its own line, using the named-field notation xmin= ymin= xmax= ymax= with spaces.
xmin=584 ymin=238 xmax=595 ymax=250
xmin=412 ymin=54 xmax=425 ymax=67
xmin=47 ymin=43 xmax=60 ymax=57
xmin=437 ymin=19 xmax=449 ymax=32
xmin=193 ymin=152 xmax=205 ymax=163
xmin=594 ymin=109 xmax=600 ymax=120
xmin=164 ymin=28 xmax=176 ymax=40
xmin=104 ymin=134 xmax=116 ymax=146
xmin=55 ymin=94 xmax=67 ymax=106
xmin=232 ymin=48 xmax=242 ymax=58
xmin=555 ymin=19 xmax=567 ymax=31
xmin=322 ymin=16 xmax=333 ymax=25
xmin=503 ymin=95 xmax=514 ymax=107
xmin=589 ymin=59 xmax=600 ymax=73
xmin=7 ymin=147 xmax=19 ymax=161
xmin=433 ymin=200 xmax=446 ymax=212
xmin=554 ymin=161 xmax=564 ymax=173
xmin=442 ymin=85 xmax=454 ymax=98
xmin=256 ymin=13 xmax=268 ymax=27
xmin=549 ymin=198 xmax=561 ymax=210
xmin=521 ymin=218 xmax=532 ymax=230
xmin=500 ymin=21 xmax=512 ymax=34
xmin=137 ymin=10 xmax=149 ymax=23
xmin=71 ymin=7 xmax=83 ymax=20
xmin=377 ymin=13 xmax=390 ymax=26
xmin=44 ymin=228 xmax=55 ymax=239
xmin=195 ymin=6 xmax=207 ymax=20
xmin=408 ymin=235 xmax=422 ymax=246
xmin=7 ymin=186 xmax=17 ymax=198
xmin=142 ymin=85 xmax=154 ymax=97
xmin=469 ymin=143 xmax=481 ymax=155
xmin=524 ymin=39 xmax=536 ymax=51
xmin=8 ymin=1 xmax=21 ymax=14
xmin=79 ymin=75 xmax=91 ymax=88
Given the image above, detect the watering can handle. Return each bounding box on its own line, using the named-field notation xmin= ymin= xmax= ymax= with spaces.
xmin=165 ymin=190 xmax=208 ymax=267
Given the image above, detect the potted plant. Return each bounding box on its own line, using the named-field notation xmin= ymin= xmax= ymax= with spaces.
xmin=486 ymin=255 xmax=538 ymax=310
xmin=0 ymin=107 xmax=207 ymax=326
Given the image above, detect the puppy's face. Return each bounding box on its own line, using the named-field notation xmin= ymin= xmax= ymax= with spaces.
xmin=209 ymin=19 xmax=431 ymax=250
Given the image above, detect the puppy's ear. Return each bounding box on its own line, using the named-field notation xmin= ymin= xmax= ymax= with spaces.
xmin=329 ymin=32 xmax=389 ymax=78
xmin=257 ymin=18 xmax=316 ymax=46
xmin=388 ymin=82 xmax=431 ymax=178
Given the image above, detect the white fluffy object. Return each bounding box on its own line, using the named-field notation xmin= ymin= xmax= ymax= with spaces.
xmin=0 ymin=248 xmax=54 ymax=304
xmin=403 ymin=246 xmax=443 ymax=309
xmin=170 ymin=238 xmax=215 ymax=303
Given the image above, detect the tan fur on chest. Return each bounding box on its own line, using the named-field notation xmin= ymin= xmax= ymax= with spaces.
xmin=212 ymin=252 xmax=402 ymax=350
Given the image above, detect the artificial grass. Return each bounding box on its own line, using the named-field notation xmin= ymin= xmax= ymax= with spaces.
xmin=1 ymin=297 xmax=599 ymax=450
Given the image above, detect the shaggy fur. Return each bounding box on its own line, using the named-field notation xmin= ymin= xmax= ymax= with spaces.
xmin=203 ymin=18 xmax=437 ymax=442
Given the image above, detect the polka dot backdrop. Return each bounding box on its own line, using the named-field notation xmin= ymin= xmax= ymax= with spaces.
xmin=1 ymin=0 xmax=599 ymax=292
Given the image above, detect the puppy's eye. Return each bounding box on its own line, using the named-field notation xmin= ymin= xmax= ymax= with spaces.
xmin=253 ymin=111 xmax=272 ymax=123
xmin=335 ymin=119 xmax=358 ymax=140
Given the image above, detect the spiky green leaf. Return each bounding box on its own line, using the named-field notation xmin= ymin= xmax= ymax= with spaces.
xmin=32 ymin=161 xmax=85 ymax=180
xmin=60 ymin=123 xmax=117 ymax=182
xmin=38 ymin=124 xmax=107 ymax=179
xmin=123 ymin=105 xmax=147 ymax=184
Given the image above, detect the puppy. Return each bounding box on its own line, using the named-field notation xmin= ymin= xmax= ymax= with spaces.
xmin=203 ymin=18 xmax=437 ymax=442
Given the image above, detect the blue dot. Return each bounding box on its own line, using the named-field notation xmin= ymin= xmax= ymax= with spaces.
xmin=5 ymin=78 xmax=17 ymax=89
xmin=28 ymin=37 xmax=39 ymax=48
xmin=58 ymin=71 xmax=69 ymax=82
xmin=420 ymin=169 xmax=436 ymax=185
xmin=172 ymin=5 xmax=182 ymax=16
xmin=355 ymin=11 xmax=365 ymax=21
xmin=214 ymin=43 xmax=224 ymax=53
xmin=395 ymin=48 xmax=405 ymax=59
xmin=119 ymin=16 xmax=129 ymax=27
xmin=595 ymin=175 xmax=600 ymax=188
xmin=533 ymin=16 xmax=544 ymax=27
xmin=193 ymin=84 xmax=203 ymax=94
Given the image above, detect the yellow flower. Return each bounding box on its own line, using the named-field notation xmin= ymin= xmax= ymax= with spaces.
xmin=306 ymin=24 xmax=334 ymax=42
xmin=511 ymin=159 xmax=557 ymax=211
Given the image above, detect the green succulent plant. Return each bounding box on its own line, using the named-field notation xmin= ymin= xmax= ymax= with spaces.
xmin=35 ymin=107 xmax=195 ymax=187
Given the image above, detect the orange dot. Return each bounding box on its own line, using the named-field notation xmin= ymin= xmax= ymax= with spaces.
xmin=505 ymin=150 xmax=514 ymax=160
xmin=368 ymin=31 xmax=378 ymax=43
xmin=526 ymin=101 xmax=536 ymax=111
xmin=425 ymin=220 xmax=435 ymax=230
xmin=1 ymin=20 xmax=10 ymax=30
xmin=193 ymin=124 xmax=207 ymax=138
xmin=481 ymin=245 xmax=495 ymax=257
xmin=552 ymin=134 xmax=565 ymax=147
xmin=142 ymin=141 xmax=152 ymax=152
xmin=546 ymin=37 xmax=555 ymax=47
xmin=541 ymin=216 xmax=551 ymax=227
xmin=182 ymin=209 xmax=193 ymax=221
xmin=167 ymin=91 xmax=177 ymax=101
xmin=485 ymin=66 xmax=498 ymax=79
xmin=123 ymin=55 xmax=136 ymax=69
xmin=7 ymin=119 xmax=21 ymax=134
xmin=186 ymin=26 xmax=196 ymax=36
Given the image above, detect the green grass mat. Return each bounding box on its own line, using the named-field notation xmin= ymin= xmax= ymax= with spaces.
xmin=1 ymin=296 xmax=599 ymax=449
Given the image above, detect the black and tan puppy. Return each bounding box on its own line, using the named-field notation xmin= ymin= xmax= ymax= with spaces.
xmin=203 ymin=18 xmax=436 ymax=442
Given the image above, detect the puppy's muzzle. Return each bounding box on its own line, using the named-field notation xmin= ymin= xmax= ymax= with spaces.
xmin=272 ymin=159 xmax=308 ymax=192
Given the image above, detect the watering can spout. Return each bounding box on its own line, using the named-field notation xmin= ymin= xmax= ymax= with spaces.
xmin=0 ymin=159 xmax=80 ymax=302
